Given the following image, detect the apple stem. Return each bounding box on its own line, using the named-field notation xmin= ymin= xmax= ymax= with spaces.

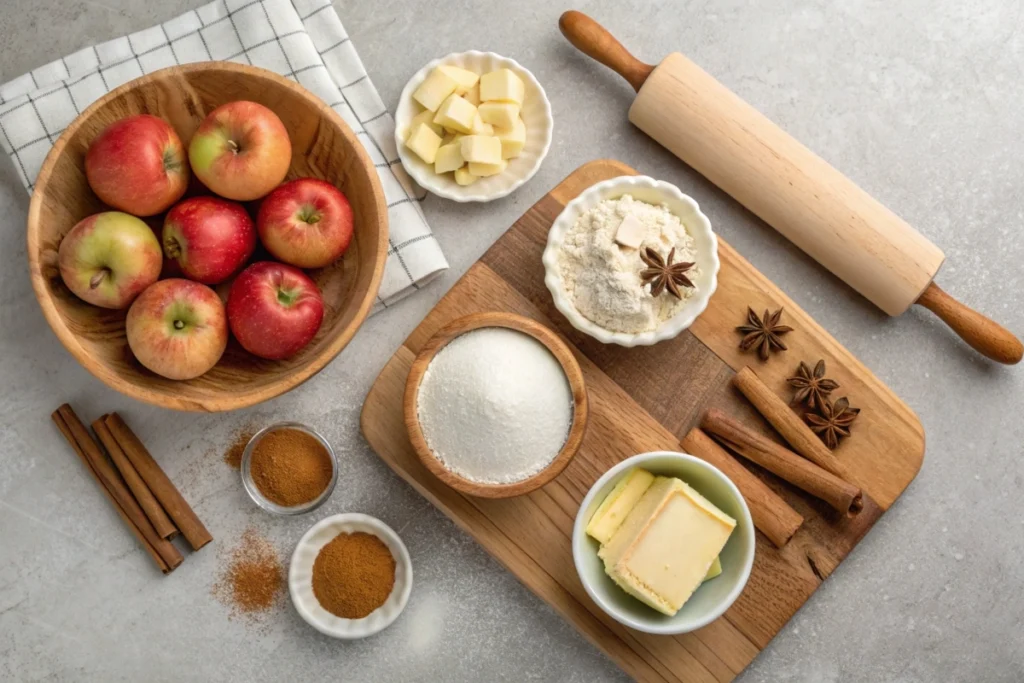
xmin=298 ymin=206 xmax=321 ymax=224
xmin=89 ymin=269 xmax=109 ymax=289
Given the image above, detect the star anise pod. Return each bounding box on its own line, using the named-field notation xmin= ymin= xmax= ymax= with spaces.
xmin=805 ymin=396 xmax=860 ymax=450
xmin=736 ymin=307 xmax=793 ymax=361
xmin=786 ymin=359 xmax=839 ymax=410
xmin=639 ymin=247 xmax=695 ymax=300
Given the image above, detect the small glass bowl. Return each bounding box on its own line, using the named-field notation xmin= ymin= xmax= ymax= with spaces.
xmin=241 ymin=422 xmax=338 ymax=515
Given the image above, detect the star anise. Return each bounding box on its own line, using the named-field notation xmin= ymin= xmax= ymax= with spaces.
xmin=639 ymin=247 xmax=695 ymax=300
xmin=736 ymin=307 xmax=793 ymax=361
xmin=786 ymin=359 xmax=839 ymax=410
xmin=805 ymin=396 xmax=860 ymax=450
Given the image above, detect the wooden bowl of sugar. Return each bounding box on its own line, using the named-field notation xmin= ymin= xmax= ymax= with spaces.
xmin=403 ymin=312 xmax=588 ymax=498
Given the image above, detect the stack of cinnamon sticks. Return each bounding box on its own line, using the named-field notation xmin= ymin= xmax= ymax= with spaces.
xmin=52 ymin=404 xmax=212 ymax=574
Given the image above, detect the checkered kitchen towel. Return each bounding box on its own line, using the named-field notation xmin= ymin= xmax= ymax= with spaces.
xmin=0 ymin=0 xmax=448 ymax=310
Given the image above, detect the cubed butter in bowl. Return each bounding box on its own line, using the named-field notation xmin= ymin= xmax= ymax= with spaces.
xmin=573 ymin=451 xmax=755 ymax=635
xmin=395 ymin=51 xmax=553 ymax=202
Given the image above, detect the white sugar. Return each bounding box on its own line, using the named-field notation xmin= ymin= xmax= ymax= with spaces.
xmin=416 ymin=327 xmax=573 ymax=484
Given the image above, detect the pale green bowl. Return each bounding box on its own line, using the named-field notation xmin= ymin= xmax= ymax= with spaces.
xmin=572 ymin=451 xmax=755 ymax=634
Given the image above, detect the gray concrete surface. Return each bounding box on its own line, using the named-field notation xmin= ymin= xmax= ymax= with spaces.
xmin=2 ymin=1 xmax=1023 ymax=681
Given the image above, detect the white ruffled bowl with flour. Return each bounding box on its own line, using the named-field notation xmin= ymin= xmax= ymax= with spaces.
xmin=542 ymin=176 xmax=719 ymax=346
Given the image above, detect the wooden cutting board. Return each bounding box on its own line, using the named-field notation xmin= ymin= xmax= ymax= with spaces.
xmin=360 ymin=160 xmax=924 ymax=682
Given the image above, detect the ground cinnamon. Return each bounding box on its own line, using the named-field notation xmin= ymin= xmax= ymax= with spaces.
xmin=250 ymin=428 xmax=332 ymax=507
xmin=312 ymin=532 xmax=395 ymax=619
xmin=212 ymin=528 xmax=283 ymax=619
xmin=224 ymin=424 xmax=256 ymax=470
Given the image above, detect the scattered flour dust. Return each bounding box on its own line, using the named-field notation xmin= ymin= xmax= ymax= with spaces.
xmin=416 ymin=327 xmax=573 ymax=484
xmin=558 ymin=194 xmax=701 ymax=334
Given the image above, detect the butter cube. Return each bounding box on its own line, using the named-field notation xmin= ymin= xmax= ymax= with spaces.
xmin=586 ymin=468 xmax=656 ymax=545
xmin=404 ymin=123 xmax=442 ymax=164
xmin=407 ymin=109 xmax=443 ymax=139
xmin=480 ymin=68 xmax=525 ymax=106
xmin=433 ymin=94 xmax=477 ymax=134
xmin=459 ymin=135 xmax=502 ymax=164
xmin=437 ymin=65 xmax=479 ymax=95
xmin=614 ymin=213 xmax=647 ymax=249
xmin=413 ymin=68 xmax=459 ymax=111
xmin=434 ymin=142 xmax=464 ymax=174
xmin=469 ymin=112 xmax=494 ymax=136
xmin=478 ymin=101 xmax=520 ymax=130
xmin=494 ymin=117 xmax=526 ymax=159
xmin=703 ymin=556 xmax=722 ymax=582
xmin=467 ymin=159 xmax=507 ymax=176
xmin=454 ymin=166 xmax=478 ymax=186
xmin=599 ymin=477 xmax=736 ymax=616
xmin=463 ymin=83 xmax=480 ymax=107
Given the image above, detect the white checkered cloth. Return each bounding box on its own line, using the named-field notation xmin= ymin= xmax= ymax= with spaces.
xmin=0 ymin=0 xmax=448 ymax=311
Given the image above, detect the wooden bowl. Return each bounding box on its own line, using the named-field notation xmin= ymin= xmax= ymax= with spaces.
xmin=403 ymin=312 xmax=588 ymax=498
xmin=27 ymin=63 xmax=388 ymax=412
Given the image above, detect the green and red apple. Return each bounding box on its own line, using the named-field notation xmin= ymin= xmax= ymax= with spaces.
xmin=257 ymin=178 xmax=354 ymax=269
xmin=58 ymin=211 xmax=162 ymax=309
xmin=188 ymin=101 xmax=291 ymax=201
xmin=162 ymin=196 xmax=256 ymax=284
xmin=227 ymin=261 xmax=324 ymax=360
xmin=126 ymin=279 xmax=228 ymax=380
xmin=85 ymin=114 xmax=188 ymax=216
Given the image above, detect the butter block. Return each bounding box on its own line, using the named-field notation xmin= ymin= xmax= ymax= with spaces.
xmin=469 ymin=112 xmax=494 ymax=136
xmin=460 ymin=135 xmax=502 ymax=164
xmin=404 ymin=123 xmax=442 ymax=164
xmin=599 ymin=477 xmax=736 ymax=616
xmin=478 ymin=101 xmax=520 ymax=130
xmin=437 ymin=65 xmax=479 ymax=95
xmin=434 ymin=142 xmax=464 ymax=174
xmin=467 ymin=160 xmax=507 ymax=176
xmin=480 ymin=68 xmax=525 ymax=106
xmin=413 ymin=68 xmax=459 ymax=111
xmin=614 ymin=213 xmax=647 ymax=249
xmin=407 ymin=109 xmax=443 ymax=139
xmin=494 ymin=117 xmax=526 ymax=159
xmin=463 ymin=83 xmax=481 ymax=107
xmin=454 ymin=166 xmax=478 ymax=186
xmin=433 ymin=94 xmax=477 ymax=134
xmin=703 ymin=556 xmax=722 ymax=582
xmin=586 ymin=468 xmax=656 ymax=545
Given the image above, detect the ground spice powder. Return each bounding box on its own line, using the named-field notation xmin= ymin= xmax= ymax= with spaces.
xmin=224 ymin=424 xmax=256 ymax=470
xmin=312 ymin=532 xmax=396 ymax=619
xmin=212 ymin=528 xmax=283 ymax=619
xmin=250 ymin=428 xmax=333 ymax=507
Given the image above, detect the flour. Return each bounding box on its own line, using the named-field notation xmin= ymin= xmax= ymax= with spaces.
xmin=557 ymin=195 xmax=700 ymax=334
xmin=416 ymin=327 xmax=573 ymax=484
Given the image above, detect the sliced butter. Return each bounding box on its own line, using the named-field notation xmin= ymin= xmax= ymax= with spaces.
xmin=599 ymin=477 xmax=736 ymax=616
xmin=434 ymin=142 xmax=464 ymax=174
xmin=463 ymin=83 xmax=481 ymax=107
xmin=586 ymin=468 xmax=655 ymax=545
xmin=407 ymin=109 xmax=443 ymax=139
xmin=404 ymin=123 xmax=442 ymax=164
xmin=460 ymin=135 xmax=502 ymax=164
xmin=494 ymin=117 xmax=526 ymax=159
xmin=480 ymin=68 xmax=525 ymax=106
xmin=614 ymin=213 xmax=647 ymax=250
xmin=454 ymin=166 xmax=478 ymax=186
xmin=469 ymin=112 xmax=494 ymax=136
xmin=437 ymin=65 xmax=479 ymax=95
xmin=478 ymin=101 xmax=520 ymax=130
xmin=467 ymin=160 xmax=507 ymax=177
xmin=413 ymin=68 xmax=459 ymax=112
xmin=433 ymin=94 xmax=477 ymax=135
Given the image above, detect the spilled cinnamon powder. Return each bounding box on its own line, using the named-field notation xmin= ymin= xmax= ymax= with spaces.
xmin=223 ymin=424 xmax=257 ymax=470
xmin=212 ymin=528 xmax=283 ymax=620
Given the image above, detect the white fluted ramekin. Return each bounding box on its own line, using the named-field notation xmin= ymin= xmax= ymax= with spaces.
xmin=394 ymin=51 xmax=552 ymax=202
xmin=542 ymin=176 xmax=720 ymax=346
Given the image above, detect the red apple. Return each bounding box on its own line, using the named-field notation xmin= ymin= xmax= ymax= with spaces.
xmin=85 ymin=114 xmax=188 ymax=216
xmin=227 ymin=262 xmax=324 ymax=360
xmin=162 ymin=196 xmax=256 ymax=284
xmin=58 ymin=211 xmax=162 ymax=309
xmin=188 ymin=101 xmax=291 ymax=201
xmin=126 ymin=279 xmax=228 ymax=380
xmin=257 ymin=178 xmax=354 ymax=268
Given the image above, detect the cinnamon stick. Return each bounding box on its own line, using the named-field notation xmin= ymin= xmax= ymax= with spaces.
xmin=52 ymin=405 xmax=182 ymax=572
xmin=104 ymin=413 xmax=212 ymax=551
xmin=702 ymin=409 xmax=863 ymax=516
xmin=732 ymin=366 xmax=854 ymax=482
xmin=681 ymin=428 xmax=803 ymax=547
xmin=92 ymin=416 xmax=178 ymax=541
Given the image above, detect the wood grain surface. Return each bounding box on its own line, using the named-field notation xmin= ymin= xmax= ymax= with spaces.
xmin=27 ymin=62 xmax=389 ymax=412
xmin=360 ymin=160 xmax=924 ymax=681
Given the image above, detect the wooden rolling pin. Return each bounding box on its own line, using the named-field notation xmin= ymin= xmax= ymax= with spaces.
xmin=559 ymin=11 xmax=1022 ymax=365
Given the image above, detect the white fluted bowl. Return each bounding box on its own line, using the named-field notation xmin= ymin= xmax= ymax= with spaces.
xmin=289 ymin=513 xmax=412 ymax=639
xmin=394 ymin=51 xmax=553 ymax=202
xmin=542 ymin=176 xmax=720 ymax=346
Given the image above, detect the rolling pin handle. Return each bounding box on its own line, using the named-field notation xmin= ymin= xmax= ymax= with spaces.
xmin=559 ymin=11 xmax=655 ymax=92
xmin=916 ymin=282 xmax=1023 ymax=365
